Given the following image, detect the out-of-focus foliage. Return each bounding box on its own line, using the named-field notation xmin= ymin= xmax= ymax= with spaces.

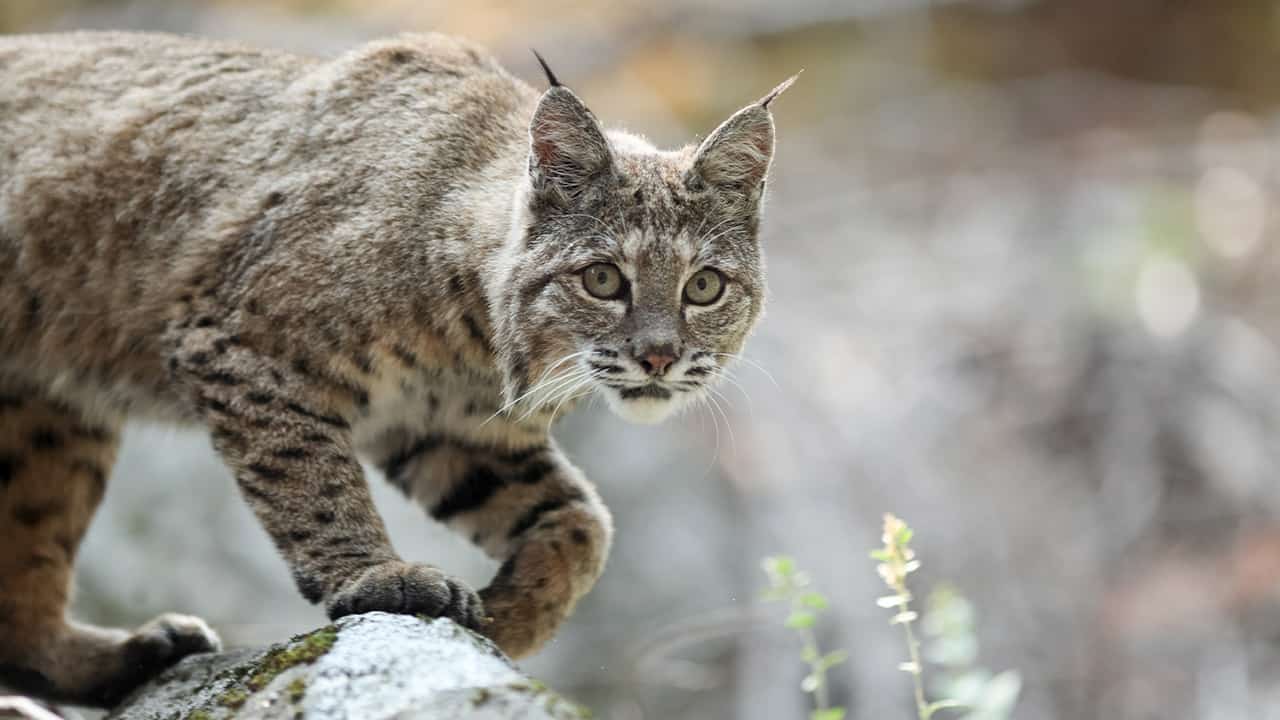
xmin=11 ymin=1 xmax=1280 ymax=718
xmin=924 ymin=586 xmax=1021 ymax=720
xmin=762 ymin=555 xmax=849 ymax=720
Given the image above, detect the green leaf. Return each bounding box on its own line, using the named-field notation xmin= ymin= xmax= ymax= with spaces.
xmin=764 ymin=555 xmax=795 ymax=577
xmin=869 ymin=549 xmax=893 ymax=562
xmin=800 ymin=592 xmax=829 ymax=610
xmin=810 ymin=708 xmax=846 ymax=720
xmin=821 ymin=650 xmax=849 ymax=669
xmin=785 ymin=611 xmax=816 ymax=629
xmin=896 ymin=526 xmax=914 ymax=546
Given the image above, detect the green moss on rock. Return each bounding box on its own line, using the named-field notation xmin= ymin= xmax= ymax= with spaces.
xmin=246 ymin=625 xmax=337 ymax=692
xmin=216 ymin=687 xmax=248 ymax=710
xmin=286 ymin=676 xmax=308 ymax=704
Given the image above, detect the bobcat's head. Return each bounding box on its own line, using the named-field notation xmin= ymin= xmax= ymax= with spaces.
xmin=491 ymin=67 xmax=793 ymax=425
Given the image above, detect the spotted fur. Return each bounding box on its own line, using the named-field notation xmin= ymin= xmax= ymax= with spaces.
xmin=0 ymin=30 xmax=785 ymax=705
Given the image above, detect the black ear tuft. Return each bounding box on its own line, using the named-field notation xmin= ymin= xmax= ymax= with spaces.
xmin=759 ymin=71 xmax=802 ymax=109
xmin=531 ymin=49 xmax=562 ymax=88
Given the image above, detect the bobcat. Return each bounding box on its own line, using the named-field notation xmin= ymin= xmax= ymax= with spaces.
xmin=0 ymin=30 xmax=789 ymax=706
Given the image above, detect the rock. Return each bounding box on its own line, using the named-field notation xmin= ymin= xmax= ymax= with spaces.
xmin=106 ymin=612 xmax=590 ymax=720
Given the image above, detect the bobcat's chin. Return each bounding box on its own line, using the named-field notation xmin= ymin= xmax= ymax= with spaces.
xmin=601 ymin=384 xmax=686 ymax=425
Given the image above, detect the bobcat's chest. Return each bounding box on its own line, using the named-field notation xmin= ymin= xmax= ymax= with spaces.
xmin=353 ymin=364 xmax=539 ymax=453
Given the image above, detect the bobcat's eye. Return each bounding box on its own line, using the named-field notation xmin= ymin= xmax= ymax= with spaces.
xmin=582 ymin=263 xmax=625 ymax=300
xmin=684 ymin=268 xmax=725 ymax=305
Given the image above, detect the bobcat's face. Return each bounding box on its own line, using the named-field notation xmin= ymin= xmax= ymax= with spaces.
xmin=492 ymin=80 xmax=788 ymax=424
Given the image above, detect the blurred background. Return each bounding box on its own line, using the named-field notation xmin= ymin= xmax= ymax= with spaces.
xmin=7 ymin=1 xmax=1280 ymax=718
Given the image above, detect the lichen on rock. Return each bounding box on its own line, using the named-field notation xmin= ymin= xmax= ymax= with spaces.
xmin=106 ymin=613 xmax=587 ymax=720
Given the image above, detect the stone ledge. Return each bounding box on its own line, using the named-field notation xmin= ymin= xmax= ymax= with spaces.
xmin=105 ymin=612 xmax=589 ymax=720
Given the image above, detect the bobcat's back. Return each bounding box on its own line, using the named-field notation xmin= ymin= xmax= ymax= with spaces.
xmin=0 ymin=31 xmax=533 ymax=421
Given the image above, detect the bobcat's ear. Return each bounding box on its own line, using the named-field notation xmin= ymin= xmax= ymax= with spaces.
xmin=685 ymin=74 xmax=799 ymax=202
xmin=527 ymin=84 xmax=615 ymax=205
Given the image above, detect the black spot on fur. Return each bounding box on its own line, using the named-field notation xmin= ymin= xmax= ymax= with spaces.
xmin=570 ymin=528 xmax=590 ymax=545
xmin=293 ymin=571 xmax=326 ymax=604
xmin=13 ymin=502 xmax=62 ymax=526
xmin=187 ymin=351 xmax=210 ymax=365
xmin=237 ymin=477 xmax=277 ymax=506
xmin=248 ymin=462 xmax=287 ymax=481
xmin=246 ymin=391 xmax=274 ymax=405
xmin=449 ymin=274 xmax=465 ymax=294
xmin=29 ymin=428 xmax=64 ymax=451
xmin=431 ymin=466 xmax=505 ymax=520
xmin=391 ymin=344 xmax=420 ymax=368
xmin=284 ymin=402 xmax=350 ymax=430
xmin=289 ymin=529 xmax=313 ymax=543
xmin=195 ymin=316 xmax=215 ymax=328
xmin=517 ymin=460 xmax=555 ymax=485
xmin=313 ymin=509 xmax=336 ymax=524
xmin=508 ymin=498 xmax=568 ymax=539
xmin=24 ymin=293 xmax=40 ymax=330
xmin=462 ymin=314 xmax=490 ymax=350
xmin=321 ymin=482 xmax=346 ymax=498
xmin=381 ymin=434 xmax=444 ymax=482
xmin=210 ymin=427 xmax=245 ymax=447
xmin=265 ymin=191 xmax=286 ymax=207
xmin=272 ymin=447 xmax=309 ymax=460
xmin=200 ymin=371 xmax=240 ymax=386
xmin=203 ymin=397 xmax=232 ymax=415
xmin=492 ymin=557 xmax=517 ymax=585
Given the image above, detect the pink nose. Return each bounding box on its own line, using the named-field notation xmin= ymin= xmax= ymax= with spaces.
xmin=640 ymin=352 xmax=677 ymax=376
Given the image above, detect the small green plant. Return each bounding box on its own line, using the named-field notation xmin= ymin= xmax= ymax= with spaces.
xmin=922 ymin=586 xmax=1021 ymax=720
xmin=762 ymin=555 xmax=849 ymax=720
xmin=871 ymin=513 xmax=964 ymax=720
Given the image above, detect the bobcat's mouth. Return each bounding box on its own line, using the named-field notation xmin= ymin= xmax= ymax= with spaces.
xmin=618 ymin=384 xmax=672 ymax=401
xmin=600 ymin=381 xmax=683 ymax=424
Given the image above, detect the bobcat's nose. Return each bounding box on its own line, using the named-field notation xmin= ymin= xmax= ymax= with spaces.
xmin=636 ymin=348 xmax=678 ymax=377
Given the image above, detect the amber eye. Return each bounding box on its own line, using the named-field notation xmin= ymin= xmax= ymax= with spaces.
xmin=684 ymin=268 xmax=725 ymax=305
xmin=582 ymin=263 xmax=625 ymax=300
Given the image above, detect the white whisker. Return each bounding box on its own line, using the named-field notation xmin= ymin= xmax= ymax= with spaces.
xmin=712 ymin=352 xmax=778 ymax=389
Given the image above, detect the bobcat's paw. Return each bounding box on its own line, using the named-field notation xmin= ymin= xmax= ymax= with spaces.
xmin=91 ymin=613 xmax=221 ymax=706
xmin=478 ymin=582 xmax=567 ymax=659
xmin=325 ymin=561 xmax=486 ymax=631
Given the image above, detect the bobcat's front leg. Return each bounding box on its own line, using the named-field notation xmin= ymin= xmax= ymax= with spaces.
xmin=172 ymin=332 xmax=484 ymax=629
xmin=378 ymin=435 xmax=612 ymax=658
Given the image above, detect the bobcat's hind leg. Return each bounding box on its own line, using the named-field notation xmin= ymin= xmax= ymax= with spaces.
xmin=0 ymin=390 xmax=220 ymax=708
